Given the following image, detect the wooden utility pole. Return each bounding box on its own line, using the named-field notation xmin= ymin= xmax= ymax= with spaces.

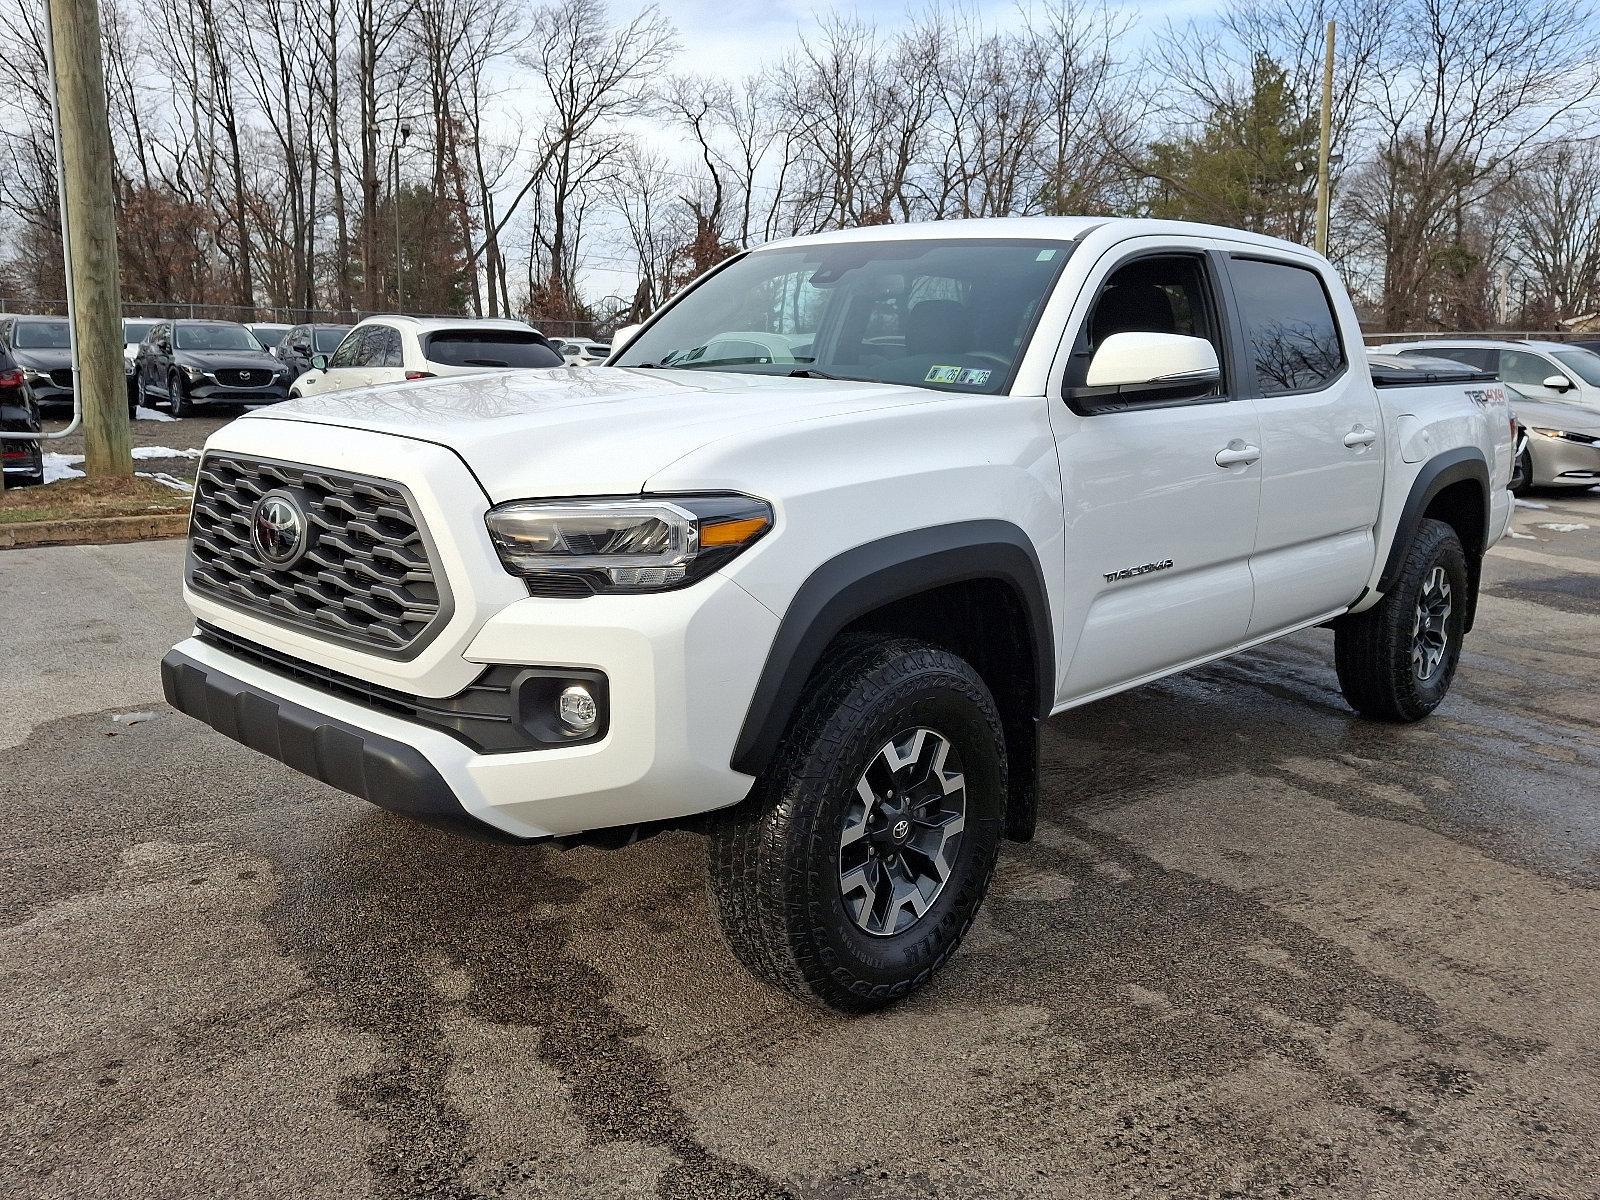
xmin=46 ymin=0 xmax=131 ymax=478
xmin=1314 ymin=19 xmax=1336 ymax=258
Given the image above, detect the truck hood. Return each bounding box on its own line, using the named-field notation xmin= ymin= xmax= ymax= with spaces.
xmin=242 ymin=366 xmax=946 ymax=499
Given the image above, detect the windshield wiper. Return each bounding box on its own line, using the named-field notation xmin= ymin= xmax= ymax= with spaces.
xmin=786 ymin=368 xmax=868 ymax=382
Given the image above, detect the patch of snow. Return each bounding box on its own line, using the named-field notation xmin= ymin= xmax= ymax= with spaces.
xmin=1538 ymin=522 xmax=1591 ymax=533
xmin=131 ymin=445 xmax=202 ymax=460
xmin=1505 ymin=529 xmax=1538 ymax=540
xmin=135 ymin=470 xmax=193 ymax=492
xmin=113 ymin=711 xmax=156 ymax=726
xmin=42 ymin=452 xmax=85 ymax=483
xmin=134 ymin=405 xmax=175 ymax=422
xmin=1514 ymin=499 xmax=1550 ymax=509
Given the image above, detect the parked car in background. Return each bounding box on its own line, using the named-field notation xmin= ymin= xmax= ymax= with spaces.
xmin=275 ymin=323 xmax=351 ymax=380
xmin=248 ymin=323 xmax=293 ymax=352
xmin=289 ymin=316 xmax=562 ymax=398
xmin=123 ymin=318 xmax=159 ymax=413
xmin=1383 ymin=338 xmax=1600 ymax=490
xmin=1565 ymin=338 xmax=1600 ymax=356
xmin=552 ymin=337 xmax=612 ymax=364
xmin=0 ymin=341 xmax=43 ymax=487
xmin=134 ymin=320 xmax=293 ymax=416
xmin=0 ymin=315 xmax=74 ymax=410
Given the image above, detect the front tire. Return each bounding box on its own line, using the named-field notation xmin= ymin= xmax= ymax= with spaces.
xmin=168 ymin=371 xmax=191 ymax=418
xmin=1334 ymin=518 xmax=1468 ymax=722
xmin=706 ymin=637 xmax=1005 ymax=1013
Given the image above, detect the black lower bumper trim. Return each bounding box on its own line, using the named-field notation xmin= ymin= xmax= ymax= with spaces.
xmin=161 ymin=647 xmax=511 ymax=839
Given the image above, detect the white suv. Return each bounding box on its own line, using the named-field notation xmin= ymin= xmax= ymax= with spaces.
xmin=289 ymin=316 xmax=564 ymax=397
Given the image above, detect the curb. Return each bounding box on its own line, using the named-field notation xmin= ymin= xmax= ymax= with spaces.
xmin=0 ymin=511 xmax=190 ymax=550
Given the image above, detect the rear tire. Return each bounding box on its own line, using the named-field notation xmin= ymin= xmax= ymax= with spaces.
xmin=1334 ymin=518 xmax=1468 ymax=722
xmin=706 ymin=637 xmax=1005 ymax=1013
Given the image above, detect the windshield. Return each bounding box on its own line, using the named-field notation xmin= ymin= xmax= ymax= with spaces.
xmin=250 ymin=325 xmax=288 ymax=348
xmin=423 ymin=330 xmax=562 ymax=368
xmin=613 ymin=238 xmax=1073 ymax=394
xmin=123 ymin=321 xmax=156 ymax=344
xmin=176 ymin=324 xmax=262 ymax=351
xmin=313 ymin=327 xmax=348 ymax=352
xmin=14 ymin=321 xmax=70 ymax=349
xmin=1551 ymin=349 xmax=1600 ymax=388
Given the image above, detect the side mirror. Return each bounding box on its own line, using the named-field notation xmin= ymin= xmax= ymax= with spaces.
xmin=1084 ymin=331 xmax=1221 ymax=392
xmin=610 ymin=323 xmax=642 ymax=352
xmin=311 ymin=353 xmax=329 ymax=371
xmin=1542 ymin=373 xmax=1574 ymax=392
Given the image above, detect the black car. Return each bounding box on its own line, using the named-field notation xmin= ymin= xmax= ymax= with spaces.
xmin=0 ymin=315 xmax=75 ymax=410
xmin=134 ymin=320 xmax=293 ymax=416
xmin=1 ymin=342 xmax=44 ymax=487
xmin=276 ymin=322 xmax=353 ymax=380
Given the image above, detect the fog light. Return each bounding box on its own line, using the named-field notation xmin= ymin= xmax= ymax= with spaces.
xmin=558 ymin=685 xmax=598 ymax=734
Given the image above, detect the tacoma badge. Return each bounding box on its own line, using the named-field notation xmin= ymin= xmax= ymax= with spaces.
xmin=1104 ymin=558 xmax=1174 ymax=583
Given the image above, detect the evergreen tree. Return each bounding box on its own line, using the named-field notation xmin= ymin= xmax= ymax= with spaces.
xmin=1145 ymin=55 xmax=1319 ymax=242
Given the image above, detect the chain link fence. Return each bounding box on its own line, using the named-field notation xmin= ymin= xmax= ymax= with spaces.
xmin=0 ymin=298 xmax=608 ymax=342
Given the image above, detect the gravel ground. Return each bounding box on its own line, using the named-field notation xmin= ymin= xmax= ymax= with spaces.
xmin=2 ymin=489 xmax=1598 ymax=1199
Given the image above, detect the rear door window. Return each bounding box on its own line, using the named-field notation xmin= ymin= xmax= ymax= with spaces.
xmin=1227 ymin=257 xmax=1347 ymax=395
xmin=423 ymin=330 xmax=561 ymax=368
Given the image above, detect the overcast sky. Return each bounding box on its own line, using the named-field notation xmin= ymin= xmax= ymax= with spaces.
xmin=540 ymin=0 xmax=1229 ymax=302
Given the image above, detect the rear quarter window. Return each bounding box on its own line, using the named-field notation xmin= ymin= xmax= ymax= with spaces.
xmin=424 ymin=330 xmax=562 ymax=368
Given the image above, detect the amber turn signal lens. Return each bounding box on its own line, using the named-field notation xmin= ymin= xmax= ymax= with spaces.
xmin=700 ymin=515 xmax=770 ymax=548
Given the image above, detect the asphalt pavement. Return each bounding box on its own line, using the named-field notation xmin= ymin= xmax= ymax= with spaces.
xmin=2 ymin=490 xmax=1598 ymax=1199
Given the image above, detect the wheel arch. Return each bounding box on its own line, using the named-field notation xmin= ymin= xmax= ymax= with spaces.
xmin=1378 ymin=447 xmax=1490 ymax=632
xmin=730 ymin=521 xmax=1055 ymax=840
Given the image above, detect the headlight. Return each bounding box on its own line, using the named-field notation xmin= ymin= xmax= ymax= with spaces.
xmin=182 ymin=365 xmax=207 ymax=382
xmin=1531 ymin=427 xmax=1599 ymax=445
xmin=485 ymin=494 xmax=773 ymax=594
xmin=24 ymin=368 xmax=50 ymax=384
xmin=124 ymin=359 xmax=134 ymax=375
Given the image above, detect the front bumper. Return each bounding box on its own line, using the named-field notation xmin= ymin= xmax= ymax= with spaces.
xmin=162 ymin=645 xmax=483 ymax=835
xmin=1529 ymin=429 xmax=1600 ymax=486
xmin=189 ymin=380 xmax=291 ymax=404
xmin=166 ymin=569 xmax=778 ymax=839
xmin=24 ymin=380 xmax=72 ymax=407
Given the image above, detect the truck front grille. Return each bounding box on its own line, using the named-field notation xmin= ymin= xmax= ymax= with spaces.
xmin=187 ymin=453 xmax=449 ymax=657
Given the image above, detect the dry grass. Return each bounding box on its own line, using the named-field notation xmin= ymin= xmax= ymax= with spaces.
xmin=0 ymin=475 xmax=190 ymax=526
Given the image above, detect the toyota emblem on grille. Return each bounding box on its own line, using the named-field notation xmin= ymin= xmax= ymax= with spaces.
xmin=251 ymin=489 xmax=309 ymax=568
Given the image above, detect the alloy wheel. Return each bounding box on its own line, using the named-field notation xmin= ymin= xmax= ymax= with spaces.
xmin=1411 ymin=565 xmax=1452 ymax=681
xmin=838 ymin=727 xmax=966 ymax=937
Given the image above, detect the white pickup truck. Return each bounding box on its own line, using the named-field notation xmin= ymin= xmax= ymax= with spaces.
xmin=163 ymin=217 xmax=1513 ymax=1011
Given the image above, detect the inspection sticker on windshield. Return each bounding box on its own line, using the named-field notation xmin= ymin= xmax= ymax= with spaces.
xmin=925 ymin=365 xmax=993 ymax=386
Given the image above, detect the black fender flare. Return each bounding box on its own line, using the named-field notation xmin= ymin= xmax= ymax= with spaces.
xmin=729 ymin=520 xmax=1055 ymax=781
xmin=1376 ymin=446 xmax=1490 ymax=628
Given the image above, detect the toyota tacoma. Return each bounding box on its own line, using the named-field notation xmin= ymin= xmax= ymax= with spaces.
xmin=163 ymin=218 xmax=1514 ymax=1011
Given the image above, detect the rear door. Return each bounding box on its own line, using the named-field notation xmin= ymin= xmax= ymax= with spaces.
xmin=1222 ymin=253 xmax=1383 ymax=635
xmin=1050 ymin=241 xmax=1263 ymax=703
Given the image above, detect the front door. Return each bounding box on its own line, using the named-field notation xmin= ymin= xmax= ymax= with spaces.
xmin=1050 ymin=244 xmax=1263 ymax=704
xmin=1221 ymin=253 xmax=1384 ymax=635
